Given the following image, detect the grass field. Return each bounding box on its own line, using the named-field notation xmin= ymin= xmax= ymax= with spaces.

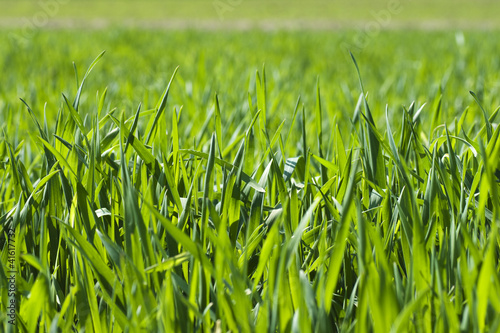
xmin=1 ymin=0 xmax=500 ymax=28
xmin=1 ymin=2 xmax=500 ymax=332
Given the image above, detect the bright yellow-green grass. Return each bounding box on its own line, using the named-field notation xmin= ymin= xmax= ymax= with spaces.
xmin=0 ymin=28 xmax=499 ymax=332
xmin=1 ymin=0 xmax=499 ymax=27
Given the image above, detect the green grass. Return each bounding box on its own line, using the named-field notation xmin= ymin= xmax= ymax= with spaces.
xmin=1 ymin=0 xmax=500 ymax=26
xmin=0 ymin=28 xmax=500 ymax=332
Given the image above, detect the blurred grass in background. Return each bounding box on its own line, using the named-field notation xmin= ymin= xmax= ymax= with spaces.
xmin=1 ymin=0 xmax=499 ymax=27
xmin=1 ymin=29 xmax=500 ymax=158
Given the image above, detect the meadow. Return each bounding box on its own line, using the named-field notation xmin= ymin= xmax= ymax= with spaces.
xmin=1 ymin=24 xmax=500 ymax=332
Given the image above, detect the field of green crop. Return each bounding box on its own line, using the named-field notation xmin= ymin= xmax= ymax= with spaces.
xmin=1 ymin=14 xmax=500 ymax=333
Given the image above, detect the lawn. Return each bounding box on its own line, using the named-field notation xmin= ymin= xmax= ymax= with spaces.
xmin=1 ymin=3 xmax=500 ymax=333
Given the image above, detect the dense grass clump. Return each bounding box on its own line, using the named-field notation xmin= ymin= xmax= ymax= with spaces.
xmin=1 ymin=47 xmax=500 ymax=332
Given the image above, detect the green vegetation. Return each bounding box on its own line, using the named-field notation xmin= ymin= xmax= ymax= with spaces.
xmin=1 ymin=0 xmax=499 ymax=27
xmin=1 ymin=28 xmax=500 ymax=332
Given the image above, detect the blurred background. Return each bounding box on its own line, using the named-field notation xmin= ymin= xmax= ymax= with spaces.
xmin=1 ymin=0 xmax=499 ymax=29
xmin=0 ymin=0 xmax=499 ymax=146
